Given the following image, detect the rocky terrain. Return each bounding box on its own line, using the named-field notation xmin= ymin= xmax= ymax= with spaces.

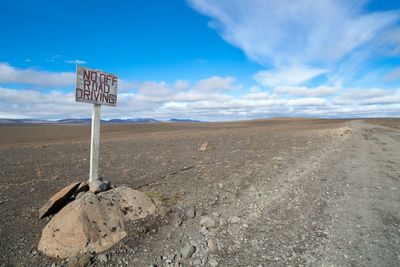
xmin=0 ymin=118 xmax=399 ymax=266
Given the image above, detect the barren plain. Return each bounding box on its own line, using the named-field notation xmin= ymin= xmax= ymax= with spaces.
xmin=0 ymin=118 xmax=399 ymax=266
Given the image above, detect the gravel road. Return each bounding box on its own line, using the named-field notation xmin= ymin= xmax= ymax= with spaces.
xmin=0 ymin=119 xmax=399 ymax=266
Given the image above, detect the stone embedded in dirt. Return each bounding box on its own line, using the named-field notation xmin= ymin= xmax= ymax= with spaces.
xmin=200 ymin=216 xmax=217 ymax=228
xmin=338 ymin=127 xmax=352 ymax=136
xmin=200 ymin=225 xmax=209 ymax=235
xmin=89 ymin=180 xmax=111 ymax=193
xmin=38 ymin=186 xmax=156 ymax=258
xmin=199 ymin=141 xmax=212 ymax=151
xmin=174 ymin=219 xmax=183 ymax=228
xmin=230 ymin=216 xmax=240 ymax=223
xmin=209 ymin=258 xmax=219 ymax=267
xmin=207 ymin=240 xmax=217 ymax=252
xmin=39 ymin=181 xmax=81 ymax=219
xmin=186 ymin=208 xmax=196 ymax=219
xmin=180 ymin=244 xmax=196 ymax=259
xmin=212 ymin=211 xmax=221 ymax=218
xmin=67 ymin=253 xmax=92 ymax=267
xmin=97 ymin=253 xmax=108 ymax=263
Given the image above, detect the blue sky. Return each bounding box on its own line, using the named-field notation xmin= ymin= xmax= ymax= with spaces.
xmin=1 ymin=0 xmax=400 ymax=120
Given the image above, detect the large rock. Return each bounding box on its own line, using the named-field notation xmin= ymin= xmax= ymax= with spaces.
xmin=39 ymin=182 xmax=81 ymax=219
xmin=38 ymin=186 xmax=156 ymax=258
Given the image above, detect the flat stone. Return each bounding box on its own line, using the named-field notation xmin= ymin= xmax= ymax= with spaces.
xmin=38 ymin=186 xmax=156 ymax=258
xmin=209 ymin=258 xmax=218 ymax=267
xmin=180 ymin=244 xmax=196 ymax=259
xmin=230 ymin=216 xmax=240 ymax=223
xmin=97 ymin=253 xmax=108 ymax=263
xmin=199 ymin=142 xmax=211 ymax=151
xmin=207 ymin=240 xmax=216 ymax=252
xmin=39 ymin=182 xmax=81 ymax=219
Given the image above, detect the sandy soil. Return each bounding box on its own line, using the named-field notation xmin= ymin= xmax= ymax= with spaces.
xmin=0 ymin=118 xmax=399 ymax=266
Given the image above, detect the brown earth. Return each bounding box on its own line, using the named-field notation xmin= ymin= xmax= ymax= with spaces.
xmin=0 ymin=118 xmax=399 ymax=266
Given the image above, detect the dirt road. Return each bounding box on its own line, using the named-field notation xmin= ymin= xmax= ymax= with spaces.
xmin=0 ymin=119 xmax=399 ymax=266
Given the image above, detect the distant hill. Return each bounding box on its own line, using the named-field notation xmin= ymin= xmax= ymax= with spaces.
xmin=107 ymin=118 xmax=159 ymax=123
xmin=169 ymin=118 xmax=203 ymax=123
xmin=0 ymin=118 xmax=50 ymax=124
xmin=57 ymin=118 xmax=94 ymax=124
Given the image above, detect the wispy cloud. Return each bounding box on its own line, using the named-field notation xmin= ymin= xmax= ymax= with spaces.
xmin=385 ymin=68 xmax=400 ymax=81
xmin=188 ymin=0 xmax=399 ymax=66
xmin=65 ymin=59 xmax=87 ymax=64
xmin=188 ymin=0 xmax=400 ymax=91
xmin=45 ymin=55 xmax=61 ymax=63
xmin=253 ymin=65 xmax=326 ymax=87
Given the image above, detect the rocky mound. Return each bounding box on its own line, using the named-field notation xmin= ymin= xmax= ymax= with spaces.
xmin=38 ymin=186 xmax=156 ymax=258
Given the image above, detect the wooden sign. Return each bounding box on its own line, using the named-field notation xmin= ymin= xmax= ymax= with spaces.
xmin=75 ymin=65 xmax=118 ymax=106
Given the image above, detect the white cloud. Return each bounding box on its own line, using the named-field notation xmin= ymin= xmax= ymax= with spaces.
xmin=287 ymin=98 xmax=327 ymax=106
xmin=273 ymin=85 xmax=339 ymax=97
xmin=193 ymin=76 xmax=239 ymax=91
xmin=137 ymin=81 xmax=174 ymax=101
xmin=119 ymin=79 xmax=135 ymax=90
xmin=0 ymin=62 xmax=137 ymax=91
xmin=333 ymin=88 xmax=400 ymax=105
xmin=1 ymin=83 xmax=400 ymax=120
xmin=174 ymin=80 xmax=190 ymax=90
xmin=0 ymin=62 xmax=74 ymax=87
xmin=243 ymin=91 xmax=273 ymax=100
xmin=0 ymin=87 xmax=88 ymax=119
xmin=133 ymin=76 xmax=240 ymax=103
xmin=1 ymin=60 xmax=399 ymax=120
xmin=253 ymin=65 xmax=326 ymax=87
xmin=340 ymin=88 xmax=391 ymax=99
xmin=65 ymin=59 xmax=87 ymax=64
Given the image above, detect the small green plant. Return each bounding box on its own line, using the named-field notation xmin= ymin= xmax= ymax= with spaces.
xmin=145 ymin=191 xmax=170 ymax=207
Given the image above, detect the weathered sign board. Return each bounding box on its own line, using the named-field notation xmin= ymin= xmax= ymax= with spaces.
xmin=75 ymin=65 xmax=118 ymax=184
xmin=75 ymin=65 xmax=118 ymax=106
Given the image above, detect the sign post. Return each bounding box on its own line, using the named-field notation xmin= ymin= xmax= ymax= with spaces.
xmin=89 ymin=104 xmax=101 ymax=182
xmin=75 ymin=65 xmax=118 ymax=184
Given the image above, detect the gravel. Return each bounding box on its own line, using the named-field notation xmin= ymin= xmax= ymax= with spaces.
xmin=1 ymin=119 xmax=400 ymax=266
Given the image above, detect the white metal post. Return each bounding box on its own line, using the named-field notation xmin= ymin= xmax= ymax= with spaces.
xmin=89 ymin=104 xmax=101 ymax=182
